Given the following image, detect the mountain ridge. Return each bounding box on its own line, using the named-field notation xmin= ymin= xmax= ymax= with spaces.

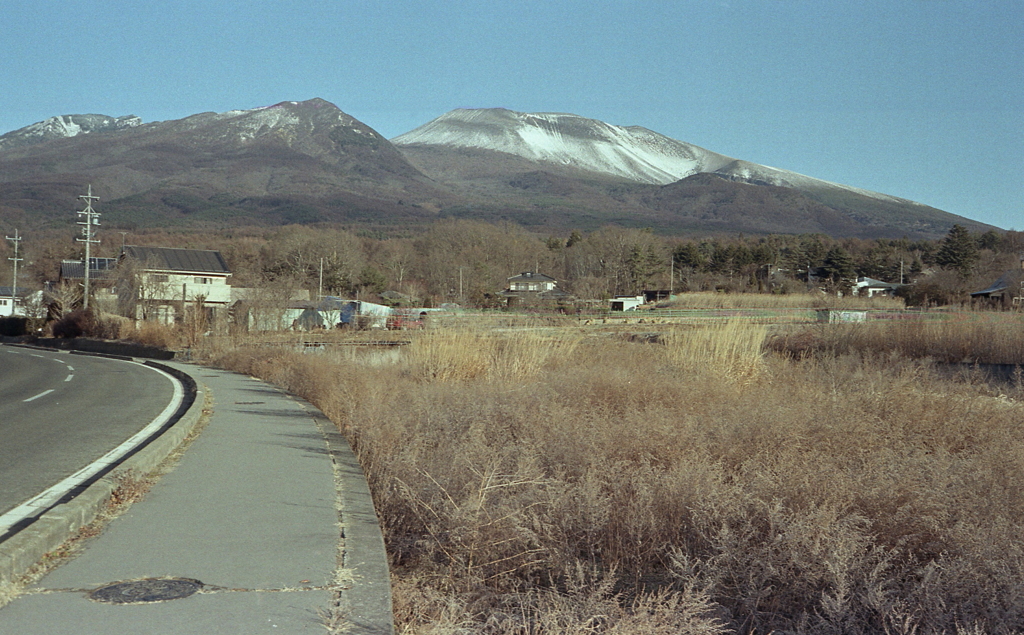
xmin=0 ymin=99 xmax=996 ymax=238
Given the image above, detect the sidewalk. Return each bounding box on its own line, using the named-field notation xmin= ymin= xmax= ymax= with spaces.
xmin=0 ymin=362 xmax=393 ymax=634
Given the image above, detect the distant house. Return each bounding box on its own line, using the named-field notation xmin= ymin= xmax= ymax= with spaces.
xmin=971 ymin=259 xmax=1024 ymax=308
xmin=54 ymin=257 xmax=121 ymax=314
xmin=609 ymin=295 xmax=645 ymax=311
xmin=119 ymin=246 xmax=232 ymax=324
xmin=852 ymin=277 xmax=901 ymax=298
xmin=0 ymin=286 xmax=42 ymax=318
xmin=500 ymin=272 xmax=569 ymax=306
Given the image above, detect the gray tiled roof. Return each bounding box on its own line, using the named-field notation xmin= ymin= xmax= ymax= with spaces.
xmin=507 ymin=272 xmax=556 ymax=283
xmin=123 ymin=246 xmax=231 ymax=275
xmin=59 ymin=258 xmax=119 ymax=281
xmin=0 ymin=286 xmax=34 ymax=298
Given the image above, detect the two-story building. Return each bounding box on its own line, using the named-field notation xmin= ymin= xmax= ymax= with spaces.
xmin=119 ymin=246 xmax=232 ymax=324
xmin=500 ymin=272 xmax=569 ymax=307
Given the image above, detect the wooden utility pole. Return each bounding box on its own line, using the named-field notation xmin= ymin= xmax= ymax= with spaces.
xmin=5 ymin=229 xmax=21 ymax=315
xmin=76 ymin=185 xmax=101 ymax=310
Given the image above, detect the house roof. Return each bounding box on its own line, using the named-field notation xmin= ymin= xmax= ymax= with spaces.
xmin=0 ymin=286 xmax=36 ymax=299
xmin=122 ymin=246 xmax=231 ymax=275
xmin=507 ymin=272 xmax=556 ymax=283
xmin=971 ymin=270 xmax=1017 ymax=297
xmin=59 ymin=258 xmax=119 ymax=281
xmin=856 ymin=277 xmax=900 ymax=289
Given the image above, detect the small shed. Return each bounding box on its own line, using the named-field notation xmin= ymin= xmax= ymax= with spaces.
xmin=610 ymin=295 xmax=645 ymax=311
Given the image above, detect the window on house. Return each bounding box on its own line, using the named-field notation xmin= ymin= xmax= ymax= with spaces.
xmin=194 ymin=277 xmax=213 ymax=285
xmin=151 ymin=274 xmax=169 ymax=283
xmin=0 ymin=299 xmax=7 ymax=306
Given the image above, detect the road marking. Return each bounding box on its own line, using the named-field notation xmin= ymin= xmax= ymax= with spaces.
xmin=65 ymin=374 xmax=74 ymax=382
xmin=24 ymin=389 xmax=55 ymax=402
xmin=67 ymin=366 xmax=74 ymax=371
xmin=31 ymin=354 xmax=44 ymax=359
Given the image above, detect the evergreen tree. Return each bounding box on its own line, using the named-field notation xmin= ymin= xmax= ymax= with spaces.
xmin=935 ymin=224 xmax=979 ymax=279
xmin=822 ymin=246 xmax=856 ymax=292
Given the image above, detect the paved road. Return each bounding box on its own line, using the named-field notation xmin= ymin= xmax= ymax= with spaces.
xmin=0 ymin=345 xmax=177 ymax=519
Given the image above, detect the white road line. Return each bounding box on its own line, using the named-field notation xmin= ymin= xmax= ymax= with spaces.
xmin=51 ymin=358 xmax=66 ymax=364
xmin=65 ymin=374 xmax=74 ymax=382
xmin=30 ymin=354 xmax=44 ymax=359
xmin=23 ymin=389 xmax=55 ymax=402
xmin=67 ymin=366 xmax=74 ymax=371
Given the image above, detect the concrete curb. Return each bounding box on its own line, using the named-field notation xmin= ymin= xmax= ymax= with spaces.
xmin=300 ymin=400 xmax=395 ymax=634
xmin=0 ymin=361 xmax=207 ymax=592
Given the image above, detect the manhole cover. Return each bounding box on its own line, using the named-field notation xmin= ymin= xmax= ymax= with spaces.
xmin=89 ymin=578 xmax=203 ymax=604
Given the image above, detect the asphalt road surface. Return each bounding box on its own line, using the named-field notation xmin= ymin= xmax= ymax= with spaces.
xmin=0 ymin=345 xmax=177 ymax=519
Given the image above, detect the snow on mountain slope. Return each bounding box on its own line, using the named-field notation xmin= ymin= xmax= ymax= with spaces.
xmin=0 ymin=114 xmax=141 ymax=151
xmin=393 ymin=108 xmax=923 ymax=207
xmin=393 ymin=109 xmax=736 ymax=184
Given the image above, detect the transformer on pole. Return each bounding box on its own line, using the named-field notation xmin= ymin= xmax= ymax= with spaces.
xmin=76 ymin=185 xmax=101 ymax=310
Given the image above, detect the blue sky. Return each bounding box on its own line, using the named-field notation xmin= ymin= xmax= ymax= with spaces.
xmin=2 ymin=0 xmax=1020 ymax=230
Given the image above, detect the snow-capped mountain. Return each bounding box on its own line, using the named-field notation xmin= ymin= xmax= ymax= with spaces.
xmin=0 ymin=100 xmax=994 ymax=237
xmin=0 ymin=114 xmax=142 ymax=151
xmin=392 ymin=108 xmax=918 ymax=207
xmin=393 ymin=108 xmax=736 ymax=184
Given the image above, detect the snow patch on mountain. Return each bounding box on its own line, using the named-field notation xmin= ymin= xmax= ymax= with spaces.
xmin=394 ymin=108 xmax=923 ymax=207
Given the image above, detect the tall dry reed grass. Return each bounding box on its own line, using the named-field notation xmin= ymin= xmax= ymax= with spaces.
xmin=771 ymin=312 xmax=1024 ymax=365
xmin=661 ymin=320 xmax=768 ymax=383
xmin=212 ymin=321 xmax=1024 ymax=634
xmin=664 ymin=291 xmax=905 ymax=311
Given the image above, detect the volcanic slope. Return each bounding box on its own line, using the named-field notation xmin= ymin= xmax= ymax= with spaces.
xmin=393 ymin=108 xmax=992 ymax=238
xmin=0 ymin=99 xmax=452 ymax=228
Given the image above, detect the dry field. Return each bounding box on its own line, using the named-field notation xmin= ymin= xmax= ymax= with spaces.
xmin=203 ymin=313 xmax=1024 ymax=634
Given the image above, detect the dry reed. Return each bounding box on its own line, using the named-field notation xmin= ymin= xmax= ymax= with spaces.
xmin=664 ymin=291 xmax=906 ymax=311
xmin=211 ymin=319 xmax=1024 ymax=634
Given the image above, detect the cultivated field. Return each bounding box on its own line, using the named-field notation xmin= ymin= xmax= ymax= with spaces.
xmin=198 ymin=309 xmax=1024 ymax=634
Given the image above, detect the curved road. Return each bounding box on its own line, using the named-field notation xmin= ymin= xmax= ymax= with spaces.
xmin=0 ymin=345 xmax=178 ymax=522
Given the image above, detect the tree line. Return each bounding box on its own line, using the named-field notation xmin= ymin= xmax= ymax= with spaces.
xmin=1 ymin=220 xmax=1021 ymax=308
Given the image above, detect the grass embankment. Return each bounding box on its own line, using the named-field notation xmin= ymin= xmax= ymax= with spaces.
xmin=208 ymin=316 xmax=1024 ymax=634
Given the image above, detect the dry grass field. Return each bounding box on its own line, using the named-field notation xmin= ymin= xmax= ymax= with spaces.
xmin=200 ymin=312 xmax=1024 ymax=634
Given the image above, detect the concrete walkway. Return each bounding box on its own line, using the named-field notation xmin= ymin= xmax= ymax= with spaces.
xmin=0 ymin=362 xmax=393 ymax=634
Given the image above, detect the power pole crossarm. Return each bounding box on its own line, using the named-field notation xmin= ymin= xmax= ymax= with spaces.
xmin=76 ymin=185 xmax=101 ymax=311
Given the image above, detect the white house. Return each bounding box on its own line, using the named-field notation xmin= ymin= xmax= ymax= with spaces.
xmin=119 ymin=246 xmax=232 ymax=324
xmin=852 ymin=277 xmax=901 ymax=298
xmin=0 ymin=286 xmax=42 ymax=318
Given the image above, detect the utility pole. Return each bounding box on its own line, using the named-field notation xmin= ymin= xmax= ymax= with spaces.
xmin=5 ymin=229 xmax=21 ymax=315
xmin=76 ymin=185 xmax=101 ymax=310
xmin=669 ymin=255 xmax=674 ymax=297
